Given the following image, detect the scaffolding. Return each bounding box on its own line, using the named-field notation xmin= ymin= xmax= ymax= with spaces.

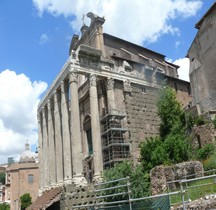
xmin=101 ymin=110 xmax=130 ymax=168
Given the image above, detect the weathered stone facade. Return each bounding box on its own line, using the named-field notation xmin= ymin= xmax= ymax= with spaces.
xmin=188 ymin=2 xmax=216 ymax=114
xmin=36 ymin=12 xmax=192 ymax=209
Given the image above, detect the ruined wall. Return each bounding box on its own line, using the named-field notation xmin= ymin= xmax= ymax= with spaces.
xmin=124 ymin=83 xmax=160 ymax=163
xmin=190 ymin=124 xmax=216 ymax=149
xmin=150 ymin=161 xmax=204 ymax=195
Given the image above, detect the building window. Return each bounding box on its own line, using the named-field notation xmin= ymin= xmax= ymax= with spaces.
xmin=28 ymin=174 xmax=34 ymax=184
xmin=141 ymin=87 xmax=146 ymax=93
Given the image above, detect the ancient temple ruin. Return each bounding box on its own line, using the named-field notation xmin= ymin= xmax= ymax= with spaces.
xmin=37 ymin=12 xmax=191 ymax=195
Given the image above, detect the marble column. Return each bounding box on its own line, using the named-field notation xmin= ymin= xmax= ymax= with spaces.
xmin=37 ymin=113 xmax=44 ymax=194
xmin=89 ymin=74 xmax=103 ymax=180
xmin=47 ymin=99 xmax=56 ymax=186
xmin=42 ymin=107 xmax=49 ymax=189
xmin=54 ymin=90 xmax=64 ymax=185
xmin=69 ymin=71 xmax=86 ymax=185
xmin=107 ymin=78 xmax=116 ymax=113
xmin=61 ymin=81 xmax=72 ymax=183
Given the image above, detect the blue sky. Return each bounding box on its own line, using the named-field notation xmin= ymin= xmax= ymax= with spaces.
xmin=0 ymin=0 xmax=215 ymax=163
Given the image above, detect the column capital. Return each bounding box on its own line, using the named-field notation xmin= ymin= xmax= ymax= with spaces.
xmin=60 ymin=81 xmax=65 ymax=94
xmin=69 ymin=71 xmax=78 ymax=84
xmin=107 ymin=78 xmax=114 ymax=90
xmin=90 ymin=74 xmax=97 ymax=86
xmin=123 ymin=79 xmax=132 ymax=92
xmin=47 ymin=100 xmax=51 ymax=110
xmin=42 ymin=107 xmax=46 ymax=116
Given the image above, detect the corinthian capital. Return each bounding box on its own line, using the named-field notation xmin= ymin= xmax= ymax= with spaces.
xmin=89 ymin=74 xmax=97 ymax=86
xmin=69 ymin=71 xmax=78 ymax=84
xmin=107 ymin=78 xmax=114 ymax=90
xmin=123 ymin=79 xmax=132 ymax=92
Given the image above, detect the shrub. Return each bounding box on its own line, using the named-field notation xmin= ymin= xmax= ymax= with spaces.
xmin=194 ymin=116 xmax=205 ymax=126
xmin=203 ymin=152 xmax=216 ymax=171
xmin=213 ymin=116 xmax=216 ymax=129
xmin=196 ymin=144 xmax=215 ymax=160
xmin=0 ymin=203 xmax=10 ymax=210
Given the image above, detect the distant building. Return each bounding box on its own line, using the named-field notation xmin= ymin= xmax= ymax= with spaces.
xmin=7 ymin=157 xmax=14 ymax=165
xmin=188 ymin=2 xmax=216 ymax=114
xmin=5 ymin=142 xmax=39 ymax=210
xmin=0 ymin=166 xmax=6 ymax=203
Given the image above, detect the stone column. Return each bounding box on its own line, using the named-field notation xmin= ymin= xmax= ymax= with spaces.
xmin=54 ymin=90 xmax=64 ymax=185
xmin=47 ymin=99 xmax=56 ymax=186
xmin=61 ymin=81 xmax=72 ymax=183
xmin=37 ymin=113 xmax=44 ymax=194
xmin=89 ymin=74 xmax=103 ymax=180
xmin=69 ymin=71 xmax=86 ymax=185
xmin=42 ymin=107 xmax=49 ymax=189
xmin=107 ymin=78 xmax=116 ymax=113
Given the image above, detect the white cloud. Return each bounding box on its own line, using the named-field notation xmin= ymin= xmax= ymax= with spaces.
xmin=174 ymin=57 xmax=190 ymax=81
xmin=32 ymin=0 xmax=202 ymax=45
xmin=39 ymin=33 xmax=49 ymax=44
xmin=0 ymin=69 xmax=47 ymax=163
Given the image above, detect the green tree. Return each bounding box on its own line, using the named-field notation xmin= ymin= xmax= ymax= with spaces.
xmin=20 ymin=193 xmax=32 ymax=210
xmin=0 ymin=172 xmax=6 ymax=184
xmin=0 ymin=203 xmax=10 ymax=210
xmin=140 ymin=86 xmax=191 ymax=170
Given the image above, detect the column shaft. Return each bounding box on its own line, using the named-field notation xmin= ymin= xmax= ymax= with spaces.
xmin=107 ymin=78 xmax=116 ymax=113
xmin=47 ymin=100 xmax=56 ymax=186
xmin=61 ymin=81 xmax=72 ymax=182
xmin=37 ymin=114 xmax=44 ymax=193
xmin=89 ymin=74 xmax=103 ymax=177
xmin=69 ymin=71 xmax=85 ymax=182
xmin=54 ymin=91 xmax=64 ymax=185
xmin=42 ymin=107 xmax=49 ymax=188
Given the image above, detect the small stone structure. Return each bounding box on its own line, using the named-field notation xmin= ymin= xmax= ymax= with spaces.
xmin=191 ymin=124 xmax=216 ymax=149
xmin=60 ymin=184 xmax=98 ymax=210
xmin=150 ymin=161 xmax=204 ymax=195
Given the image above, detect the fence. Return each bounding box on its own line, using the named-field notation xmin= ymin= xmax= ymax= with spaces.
xmin=72 ymin=170 xmax=216 ymax=210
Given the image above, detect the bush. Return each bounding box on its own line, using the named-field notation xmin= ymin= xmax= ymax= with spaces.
xmin=213 ymin=116 xmax=216 ymax=129
xmin=196 ymin=144 xmax=215 ymax=160
xmin=203 ymin=152 xmax=216 ymax=171
xmin=103 ymin=161 xmax=150 ymax=199
xmin=0 ymin=203 xmax=10 ymax=210
xmin=194 ymin=116 xmax=205 ymax=126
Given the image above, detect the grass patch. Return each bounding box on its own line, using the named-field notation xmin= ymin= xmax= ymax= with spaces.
xmin=168 ymin=176 xmax=216 ymax=205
